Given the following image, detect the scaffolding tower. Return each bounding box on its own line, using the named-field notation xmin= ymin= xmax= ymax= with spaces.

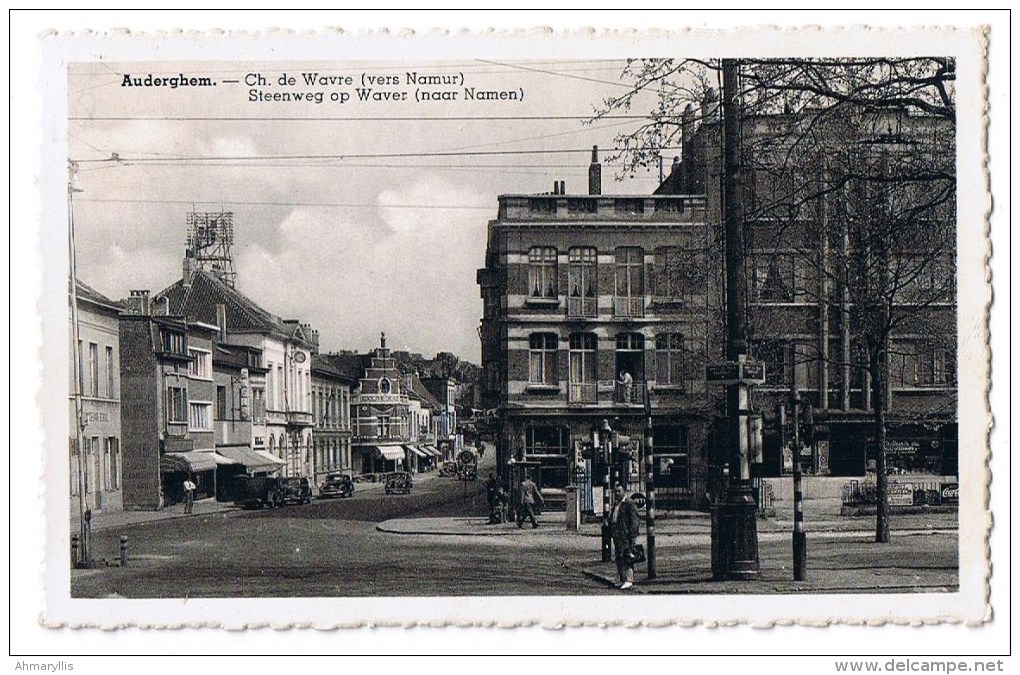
xmin=186 ymin=211 xmax=236 ymax=287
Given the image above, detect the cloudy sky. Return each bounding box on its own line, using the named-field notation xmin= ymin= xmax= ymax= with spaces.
xmin=68 ymin=59 xmax=667 ymax=361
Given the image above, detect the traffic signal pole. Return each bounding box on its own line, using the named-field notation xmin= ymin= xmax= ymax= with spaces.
xmin=709 ymin=58 xmax=760 ymax=580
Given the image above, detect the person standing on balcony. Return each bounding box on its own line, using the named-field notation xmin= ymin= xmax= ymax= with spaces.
xmin=617 ymin=369 xmax=633 ymax=403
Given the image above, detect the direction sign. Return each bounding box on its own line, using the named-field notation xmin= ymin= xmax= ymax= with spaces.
xmin=706 ymin=361 xmax=766 ymax=385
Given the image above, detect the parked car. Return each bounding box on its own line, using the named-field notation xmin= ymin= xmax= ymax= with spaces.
xmin=438 ymin=462 xmax=459 ymax=477
xmin=384 ymin=471 xmax=413 ymax=495
xmin=278 ymin=476 xmax=313 ymax=505
xmin=233 ymin=475 xmax=281 ymax=509
xmin=318 ymin=473 xmax=355 ymax=499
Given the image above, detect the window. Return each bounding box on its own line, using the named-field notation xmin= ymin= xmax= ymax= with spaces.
xmin=756 ymin=341 xmax=792 ymax=387
xmin=377 ymin=416 xmax=391 ymax=438
xmin=889 ymin=343 xmax=921 ymax=388
xmin=188 ymin=349 xmax=211 ymax=379
xmin=568 ymin=247 xmax=597 ymax=317
xmin=614 ymin=247 xmax=644 ymax=317
xmin=752 ymin=253 xmax=804 ymax=302
xmin=528 ymin=197 xmax=556 ymax=214
xmin=526 ymin=426 xmax=570 ymax=456
xmin=251 ymin=386 xmax=266 ymax=423
xmin=189 ymin=402 xmax=211 ymax=430
xmin=528 ymin=333 xmax=558 ymax=385
xmin=88 ymin=343 xmax=99 ymax=397
xmin=162 ymin=330 xmax=186 ymax=355
xmin=933 ymin=346 xmax=957 ymax=385
xmin=216 ymin=385 xmax=227 ymax=420
xmin=652 ymin=425 xmax=689 ymax=488
xmin=527 ymin=247 xmax=558 ymax=299
xmin=107 ymin=437 xmax=120 ymax=490
xmin=656 ymin=333 xmax=685 ymax=386
xmin=568 ymin=333 xmax=597 ymax=402
xmin=654 ymin=247 xmax=706 ymax=302
xmin=380 ymin=378 xmax=392 ymax=395
xmin=166 ymin=386 xmax=187 ymax=423
xmin=105 ymin=346 xmax=115 ymax=398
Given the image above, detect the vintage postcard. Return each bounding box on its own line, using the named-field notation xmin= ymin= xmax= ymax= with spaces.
xmin=28 ymin=21 xmax=994 ymax=635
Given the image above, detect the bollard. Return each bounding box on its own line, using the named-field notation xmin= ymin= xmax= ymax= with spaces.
xmin=71 ymin=534 xmax=79 ymax=567
xmin=119 ymin=535 xmax=128 ymax=567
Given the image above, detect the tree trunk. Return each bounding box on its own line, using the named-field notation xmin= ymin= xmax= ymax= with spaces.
xmin=871 ymin=345 xmax=890 ymax=543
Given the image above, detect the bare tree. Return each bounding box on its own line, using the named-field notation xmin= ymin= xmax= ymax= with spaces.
xmin=596 ymin=58 xmax=956 ymax=542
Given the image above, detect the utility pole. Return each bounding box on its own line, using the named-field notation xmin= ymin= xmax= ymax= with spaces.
xmin=709 ymin=58 xmax=760 ymax=580
xmin=68 ymin=160 xmax=91 ymax=568
xmin=790 ymin=385 xmax=807 ymax=580
xmin=643 ymin=386 xmax=657 ymax=579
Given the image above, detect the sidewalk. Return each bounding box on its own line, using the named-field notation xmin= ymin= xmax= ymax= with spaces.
xmin=377 ymin=498 xmax=958 ymax=594
xmin=70 ymin=477 xmax=391 ymax=533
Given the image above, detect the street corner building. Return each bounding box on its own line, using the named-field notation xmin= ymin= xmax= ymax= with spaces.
xmin=478 ymin=120 xmax=958 ymax=516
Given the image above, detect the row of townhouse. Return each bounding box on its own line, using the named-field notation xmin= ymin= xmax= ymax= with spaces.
xmin=72 ymin=257 xmax=460 ymax=513
xmin=478 ymin=126 xmax=957 ymax=510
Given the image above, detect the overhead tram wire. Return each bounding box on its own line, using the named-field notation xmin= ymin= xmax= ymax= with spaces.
xmin=75 ymin=198 xmax=494 ymax=210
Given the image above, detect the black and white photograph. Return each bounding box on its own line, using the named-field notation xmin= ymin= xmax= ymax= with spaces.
xmin=11 ymin=12 xmax=1008 ymax=662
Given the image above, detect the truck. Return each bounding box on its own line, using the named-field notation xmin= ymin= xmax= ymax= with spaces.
xmin=232 ymin=475 xmax=282 ymax=509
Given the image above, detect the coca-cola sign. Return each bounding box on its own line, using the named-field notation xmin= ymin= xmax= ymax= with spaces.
xmin=940 ymin=483 xmax=959 ymax=504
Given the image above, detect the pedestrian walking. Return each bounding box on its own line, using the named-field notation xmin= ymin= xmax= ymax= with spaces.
xmin=183 ymin=476 xmax=196 ymax=514
xmin=610 ymin=485 xmax=640 ymax=589
xmin=516 ymin=474 xmax=544 ymax=529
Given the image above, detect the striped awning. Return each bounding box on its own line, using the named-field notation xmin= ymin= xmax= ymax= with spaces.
xmin=373 ymin=445 xmax=406 ymax=461
xmin=255 ymin=450 xmax=287 ymax=466
xmin=404 ymin=445 xmax=428 ymax=458
xmin=422 ymin=445 xmax=442 ymax=457
xmin=161 ymin=451 xmax=218 ymax=473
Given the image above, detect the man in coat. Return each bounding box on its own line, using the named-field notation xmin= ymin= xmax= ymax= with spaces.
xmin=610 ymin=485 xmax=641 ymax=589
xmin=516 ymin=474 xmax=544 ymax=529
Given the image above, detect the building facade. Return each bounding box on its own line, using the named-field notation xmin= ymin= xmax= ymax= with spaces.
xmin=663 ymin=103 xmax=958 ymax=479
xmin=311 ymin=354 xmax=355 ymax=484
xmin=119 ymin=290 xmax=221 ymax=509
xmin=158 ymin=269 xmax=316 ymax=480
xmin=69 ymin=280 xmax=124 ymax=514
xmin=477 ymin=149 xmax=719 ymax=509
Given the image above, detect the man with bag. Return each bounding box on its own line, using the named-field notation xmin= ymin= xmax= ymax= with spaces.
xmin=610 ymin=485 xmax=641 ymax=589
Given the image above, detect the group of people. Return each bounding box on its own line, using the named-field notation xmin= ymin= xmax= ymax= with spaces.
xmin=485 ymin=472 xmax=642 ymax=590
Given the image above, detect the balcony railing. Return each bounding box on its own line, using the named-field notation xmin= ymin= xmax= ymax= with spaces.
xmin=568 ymin=382 xmax=597 ymax=403
xmin=287 ymin=411 xmax=314 ymax=427
xmin=613 ymin=297 xmax=644 ymax=317
xmin=613 ymin=382 xmax=646 ymax=406
xmin=567 ymin=297 xmax=597 ymax=318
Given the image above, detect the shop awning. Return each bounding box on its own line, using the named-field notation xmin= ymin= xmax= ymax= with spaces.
xmin=218 ymin=446 xmax=284 ymax=471
xmin=255 ymin=450 xmax=288 ymax=466
xmin=404 ymin=445 xmax=428 ymax=458
xmin=161 ymin=451 xmax=218 ymax=473
xmin=374 ymin=445 xmax=406 ymax=461
xmin=422 ymin=445 xmax=441 ymax=457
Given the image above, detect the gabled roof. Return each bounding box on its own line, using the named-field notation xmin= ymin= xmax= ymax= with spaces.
xmin=72 ymin=278 xmax=125 ymax=314
xmin=316 ymin=353 xmax=370 ymax=382
xmin=407 ymin=372 xmax=442 ymax=408
xmin=156 ymin=270 xmax=300 ymax=342
xmin=311 ymin=353 xmax=358 ymax=385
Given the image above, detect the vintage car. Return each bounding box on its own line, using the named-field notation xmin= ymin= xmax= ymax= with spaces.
xmin=318 ymin=473 xmax=355 ymax=499
xmin=384 ymin=471 xmax=413 ymax=495
xmin=438 ymin=462 xmax=459 ymax=477
xmin=232 ymin=475 xmax=281 ymax=510
xmin=278 ymin=476 xmax=313 ymax=505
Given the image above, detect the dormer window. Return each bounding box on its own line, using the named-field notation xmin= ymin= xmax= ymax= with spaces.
xmin=380 ymin=378 xmax=392 ymax=394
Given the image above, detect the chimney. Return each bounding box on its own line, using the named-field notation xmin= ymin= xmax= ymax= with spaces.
xmin=183 ymin=249 xmax=197 ymax=282
xmin=558 ymin=180 xmax=565 ymax=195
xmin=127 ymin=289 xmax=150 ymax=315
xmin=588 ymin=145 xmax=601 ymax=196
xmin=216 ymin=303 xmax=228 ymax=341
xmin=552 ymin=181 xmax=559 ymax=195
